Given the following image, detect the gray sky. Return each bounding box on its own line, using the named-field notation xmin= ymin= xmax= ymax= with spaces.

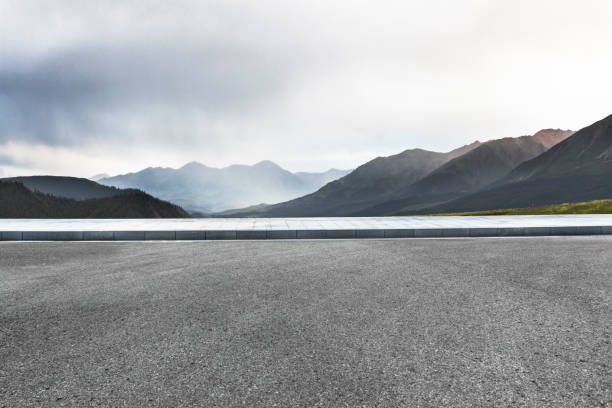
xmin=1 ymin=0 xmax=611 ymax=177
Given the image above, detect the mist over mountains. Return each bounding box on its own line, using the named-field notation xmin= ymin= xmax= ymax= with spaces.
xmin=2 ymin=1 xmax=611 ymax=221
xmin=98 ymin=161 xmax=350 ymax=213
xmin=222 ymin=142 xmax=482 ymax=217
xmin=228 ymin=128 xmax=576 ymax=217
xmin=3 ymin=114 xmax=612 ymax=219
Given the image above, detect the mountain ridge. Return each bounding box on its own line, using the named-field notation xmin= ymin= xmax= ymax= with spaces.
xmin=360 ymin=129 xmax=573 ymax=215
xmin=1 ymin=176 xmax=137 ymax=200
xmin=420 ymin=115 xmax=612 ymax=213
xmin=0 ymin=181 xmax=190 ymax=218
xmin=100 ymin=161 xmax=350 ymax=213
xmin=220 ymin=142 xmax=483 ymax=217
xmin=221 ymin=128 xmax=574 ymax=217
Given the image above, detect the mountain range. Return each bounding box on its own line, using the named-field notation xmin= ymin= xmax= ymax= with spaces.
xmin=3 ymin=113 xmax=612 ymax=219
xmin=227 ymin=128 xmax=575 ymax=216
xmin=219 ymin=142 xmax=482 ymax=217
xmin=427 ymin=115 xmax=612 ymax=213
xmin=361 ymin=129 xmax=574 ymax=215
xmin=98 ymin=161 xmax=350 ymax=213
xmin=0 ymin=181 xmax=189 ymax=218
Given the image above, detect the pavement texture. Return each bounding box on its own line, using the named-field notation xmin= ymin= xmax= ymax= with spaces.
xmin=0 ymin=238 xmax=611 ymax=407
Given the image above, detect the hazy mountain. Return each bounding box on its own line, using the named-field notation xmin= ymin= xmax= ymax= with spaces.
xmin=225 ymin=142 xmax=482 ymax=217
xmin=99 ymin=161 xmax=350 ymax=213
xmin=1 ymin=176 xmax=135 ymax=200
xmin=90 ymin=173 xmax=110 ymax=181
xmin=226 ymin=127 xmax=573 ymax=217
xmin=425 ymin=115 xmax=612 ymax=213
xmin=294 ymin=168 xmax=351 ymax=188
xmin=0 ymin=181 xmax=189 ymax=218
xmin=364 ymin=129 xmax=573 ymax=215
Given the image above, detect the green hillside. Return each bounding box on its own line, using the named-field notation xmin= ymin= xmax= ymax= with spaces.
xmin=429 ymin=199 xmax=612 ymax=216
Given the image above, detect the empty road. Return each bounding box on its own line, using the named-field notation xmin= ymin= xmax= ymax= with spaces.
xmin=1 ymin=238 xmax=611 ymax=407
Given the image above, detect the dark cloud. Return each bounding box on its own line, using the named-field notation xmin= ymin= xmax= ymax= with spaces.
xmin=1 ymin=0 xmax=611 ymax=176
xmin=0 ymin=41 xmax=300 ymax=146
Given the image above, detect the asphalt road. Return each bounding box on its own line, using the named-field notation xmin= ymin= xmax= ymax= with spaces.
xmin=1 ymin=238 xmax=611 ymax=407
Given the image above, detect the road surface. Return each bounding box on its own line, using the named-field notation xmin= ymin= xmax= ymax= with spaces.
xmin=1 ymin=238 xmax=611 ymax=407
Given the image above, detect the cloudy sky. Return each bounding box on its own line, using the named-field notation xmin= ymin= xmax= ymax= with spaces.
xmin=1 ymin=0 xmax=611 ymax=177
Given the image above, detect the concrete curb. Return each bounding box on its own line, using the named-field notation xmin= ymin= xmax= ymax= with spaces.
xmin=1 ymin=226 xmax=611 ymax=241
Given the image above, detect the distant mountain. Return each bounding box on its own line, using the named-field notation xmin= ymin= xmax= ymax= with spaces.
xmin=99 ymin=161 xmax=350 ymax=213
xmin=426 ymin=115 xmax=612 ymax=213
xmin=363 ymin=129 xmax=573 ymax=215
xmin=0 ymin=181 xmax=190 ymax=218
xmin=294 ymin=168 xmax=351 ymax=188
xmin=90 ymin=173 xmax=110 ymax=181
xmin=225 ymin=142 xmax=482 ymax=217
xmin=226 ymin=127 xmax=573 ymax=217
xmin=1 ymin=176 xmax=133 ymax=200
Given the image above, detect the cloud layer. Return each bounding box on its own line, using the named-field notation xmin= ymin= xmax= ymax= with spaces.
xmin=1 ymin=0 xmax=612 ymax=176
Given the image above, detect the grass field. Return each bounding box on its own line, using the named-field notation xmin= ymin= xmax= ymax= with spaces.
xmin=431 ymin=198 xmax=612 ymax=216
